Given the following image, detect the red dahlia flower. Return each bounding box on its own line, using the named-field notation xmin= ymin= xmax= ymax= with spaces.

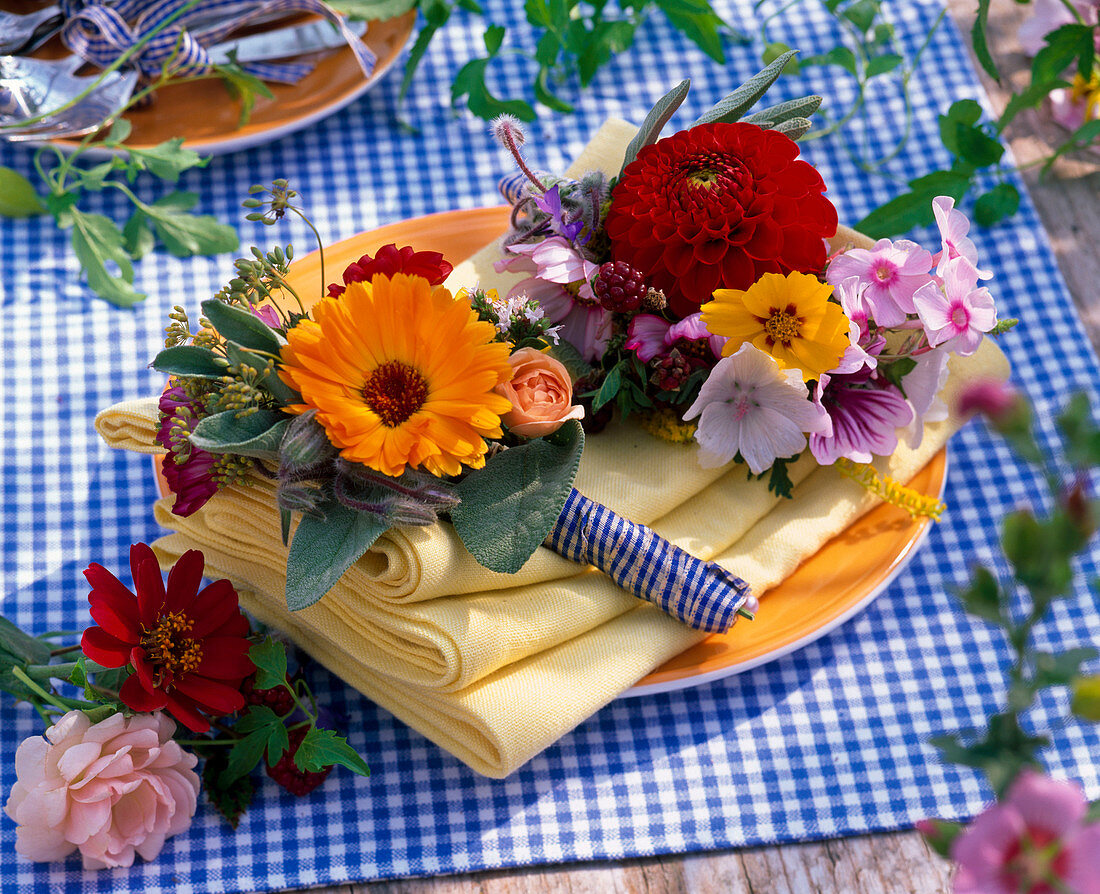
xmin=81 ymin=544 xmax=254 ymax=733
xmin=605 ymin=123 xmax=838 ymax=318
xmin=327 ymin=243 xmax=454 ymax=296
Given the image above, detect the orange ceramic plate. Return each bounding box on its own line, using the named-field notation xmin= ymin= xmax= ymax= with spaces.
xmin=266 ymin=206 xmax=949 ymax=697
xmin=15 ymin=6 xmax=416 ymax=155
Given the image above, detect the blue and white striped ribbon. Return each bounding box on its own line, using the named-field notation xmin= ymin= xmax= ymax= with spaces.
xmin=58 ymin=0 xmax=375 ymax=85
xmin=544 ymin=488 xmax=753 ymax=633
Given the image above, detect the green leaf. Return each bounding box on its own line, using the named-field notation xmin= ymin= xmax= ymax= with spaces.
xmin=841 ymin=0 xmax=878 ymax=34
xmin=744 ymin=95 xmax=822 ymax=128
xmin=534 ymin=67 xmax=573 ymax=113
xmin=189 ymin=409 xmax=288 ymax=459
xmin=293 ymin=727 xmax=370 ymax=777
xmin=1057 ymin=392 xmax=1100 ymax=467
xmin=1071 ymin=674 xmax=1100 ymax=722
xmin=865 ymin=52 xmax=902 ymax=78
xmin=854 ymin=170 xmax=969 ymax=239
xmin=767 ymin=456 xmax=795 ymax=499
xmin=653 ymin=0 xmax=728 ymax=63
xmin=761 ymin=42 xmax=798 ymax=74
xmin=1032 ymin=24 xmax=1093 ymax=85
xmin=0 ymin=167 xmax=46 ymax=218
xmin=140 ymin=194 xmax=239 ymax=258
xmin=772 ymin=117 xmax=812 ymax=140
xmin=286 ymin=500 xmax=389 ymax=610
xmin=213 ymin=60 xmax=276 ymax=128
xmin=202 ymin=749 xmax=255 ymax=829
xmin=122 ymin=210 xmax=155 ymax=260
xmin=953 ymin=565 xmax=1002 ymax=624
xmin=918 ymin=818 xmax=964 ymax=860
xmin=938 ymin=99 xmax=982 ymax=155
xmin=546 ymin=339 xmax=592 ymax=381
xmin=483 ymin=23 xmax=506 ymax=55
xmin=201 ymin=299 xmax=284 ymax=355
xmin=398 ymin=1 xmax=452 ymax=107
xmin=998 ymin=77 xmax=1065 ymax=130
xmin=120 ymin=138 xmax=208 ymax=183
xmin=151 ymin=345 xmax=230 ymax=379
xmin=69 ymin=656 xmax=88 ymax=688
xmin=814 ymin=45 xmax=857 ymax=76
xmin=932 ymin=712 xmax=1047 ymax=797
xmin=593 ymin=363 xmax=623 ymax=411
xmin=1033 ymin=648 xmax=1098 ymax=690
xmin=68 ymin=208 xmax=146 ymax=306
xmin=971 ymin=0 xmax=998 ymax=80
xmin=952 ymin=122 xmax=1004 ymax=168
xmin=973 ymin=184 xmax=1020 ymax=227
xmin=452 ymin=420 xmax=584 ymax=574
xmin=329 ymin=0 xmax=418 ymax=19
xmin=878 ymin=356 xmax=917 ymax=396
xmin=451 ymin=56 xmax=536 ymax=122
xmin=0 ymin=617 xmax=50 ymax=665
xmin=621 ymin=79 xmax=691 ymax=173
xmin=693 ymin=51 xmax=795 ymax=127
xmin=248 ymin=637 xmax=288 ymax=691
xmin=220 ymin=706 xmax=288 ymax=785
xmin=104 ymin=117 xmax=132 ymax=144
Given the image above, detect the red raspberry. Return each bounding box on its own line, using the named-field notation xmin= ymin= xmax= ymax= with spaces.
xmin=242 ymin=674 xmax=295 ymax=717
xmin=650 ymin=349 xmax=694 ymax=392
xmin=593 ymin=261 xmax=646 ymax=313
xmin=266 ymin=726 xmax=332 ymax=797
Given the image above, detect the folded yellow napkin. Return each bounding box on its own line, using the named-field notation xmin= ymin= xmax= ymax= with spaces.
xmin=94 ymin=120 xmax=1011 ymax=776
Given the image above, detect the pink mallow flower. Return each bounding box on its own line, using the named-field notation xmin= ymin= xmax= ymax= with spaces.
xmin=826 ymin=238 xmax=934 ymax=327
xmin=809 ymin=369 xmax=914 ymax=465
xmin=4 ymin=711 xmax=200 ymax=870
xmin=933 ymin=196 xmax=992 ymax=280
xmin=497 ymin=237 xmax=611 ymax=362
xmin=684 ymin=343 xmax=829 ymax=474
xmin=950 ymin=769 xmax=1100 ymax=894
xmin=625 ymin=312 xmax=726 ymax=363
xmin=914 ymin=256 xmax=997 ymax=356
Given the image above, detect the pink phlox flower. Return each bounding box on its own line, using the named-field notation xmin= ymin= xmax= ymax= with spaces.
xmin=914 ymin=256 xmax=997 ymax=356
xmin=1018 ymin=0 xmax=1098 ymax=55
xmin=833 ymin=275 xmax=872 ymax=336
xmin=899 ymin=348 xmax=951 ymax=449
xmin=951 ymin=769 xmax=1100 ymax=894
xmin=248 ymin=303 xmax=282 ymax=329
xmin=828 ymin=318 xmax=881 ymax=376
xmin=809 ymin=370 xmax=913 ymax=465
xmin=627 ymin=313 xmax=725 ymax=363
xmin=932 ymin=196 xmax=992 ymax=281
xmin=498 ymin=238 xmax=611 ymax=362
xmin=827 ymin=238 xmax=934 ymax=327
xmin=683 ymin=343 xmax=829 ymax=474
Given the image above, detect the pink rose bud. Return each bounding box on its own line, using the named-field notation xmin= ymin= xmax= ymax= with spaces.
xmin=496 ymin=346 xmax=585 ymax=438
xmin=4 ymin=711 xmax=200 ymax=870
xmin=957 ymin=379 xmax=1026 ymax=426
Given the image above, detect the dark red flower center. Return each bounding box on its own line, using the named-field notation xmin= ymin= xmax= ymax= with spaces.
xmin=141 ymin=611 xmax=202 ymax=686
xmin=761 ymin=305 xmax=804 ymax=346
xmin=362 ymin=361 xmax=429 ymax=427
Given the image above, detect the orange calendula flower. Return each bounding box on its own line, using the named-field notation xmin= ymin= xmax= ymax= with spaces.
xmin=279 ymin=273 xmax=514 ymax=478
xmin=700 ymin=271 xmax=851 ymax=382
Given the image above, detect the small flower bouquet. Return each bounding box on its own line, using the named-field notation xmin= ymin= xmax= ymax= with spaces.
xmin=91 ymin=53 xmax=1013 ymax=779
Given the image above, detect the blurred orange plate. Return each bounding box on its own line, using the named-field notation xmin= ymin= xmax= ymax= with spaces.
xmin=164 ymin=206 xmax=948 ymax=698
xmin=37 ymin=11 xmax=416 ymax=155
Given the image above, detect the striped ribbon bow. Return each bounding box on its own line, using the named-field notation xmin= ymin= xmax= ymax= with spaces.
xmin=59 ymin=0 xmax=375 ymax=85
xmin=544 ymin=488 xmax=753 ymax=633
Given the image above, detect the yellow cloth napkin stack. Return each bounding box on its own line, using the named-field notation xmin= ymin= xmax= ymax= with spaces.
xmin=95 ymin=122 xmax=1010 ymax=777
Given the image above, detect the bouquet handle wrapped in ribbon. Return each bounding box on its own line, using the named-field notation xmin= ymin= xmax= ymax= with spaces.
xmin=546 ymin=488 xmax=752 ymax=632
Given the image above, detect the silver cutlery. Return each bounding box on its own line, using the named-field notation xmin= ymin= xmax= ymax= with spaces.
xmin=0 ymin=4 xmax=63 ymax=56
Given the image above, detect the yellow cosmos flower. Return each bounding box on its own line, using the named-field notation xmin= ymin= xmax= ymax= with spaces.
xmin=279 ymin=273 xmax=514 ymax=478
xmin=700 ymin=271 xmax=851 ymax=381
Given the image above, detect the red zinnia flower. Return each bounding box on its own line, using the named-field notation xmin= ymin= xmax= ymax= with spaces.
xmin=81 ymin=544 xmax=254 ymax=733
xmin=605 ymin=122 xmax=838 ymax=318
xmin=327 ymin=243 xmax=454 ymax=297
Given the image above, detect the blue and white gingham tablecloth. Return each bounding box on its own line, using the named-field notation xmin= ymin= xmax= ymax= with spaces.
xmin=2 ymin=1 xmax=1098 ymax=891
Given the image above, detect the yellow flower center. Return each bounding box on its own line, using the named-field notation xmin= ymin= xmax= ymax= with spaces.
xmin=687 ymin=168 xmax=721 ymax=189
xmin=362 ymin=360 xmax=430 ymax=427
xmin=1070 ymin=72 xmax=1100 ymax=119
xmin=762 ymin=307 xmax=803 ymax=345
xmin=141 ymin=611 xmax=202 ymax=684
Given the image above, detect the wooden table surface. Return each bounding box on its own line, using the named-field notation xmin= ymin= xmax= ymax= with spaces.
xmin=289 ymin=3 xmax=1100 ymax=891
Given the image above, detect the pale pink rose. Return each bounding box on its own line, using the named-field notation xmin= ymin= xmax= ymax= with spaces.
xmin=4 ymin=711 xmax=200 ymax=870
xmin=951 ymin=769 xmax=1100 ymax=894
xmin=495 ymin=347 xmax=584 ymax=437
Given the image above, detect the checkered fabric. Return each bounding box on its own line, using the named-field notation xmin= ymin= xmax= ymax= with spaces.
xmin=2 ymin=0 xmax=1098 ymax=891
xmin=547 ymin=488 xmax=753 ymax=631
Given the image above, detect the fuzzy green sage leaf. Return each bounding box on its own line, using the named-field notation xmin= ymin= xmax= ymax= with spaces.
xmin=152 ymin=345 xmax=230 ymax=379
xmin=692 ymin=51 xmax=796 ymax=127
xmin=286 ymin=500 xmax=390 ymax=610
xmin=0 ymin=616 xmax=51 ymax=665
xmin=189 ymin=409 xmax=288 ymax=459
xmin=451 ymin=420 xmax=584 ymax=574
xmin=621 ymin=79 xmax=691 ymax=174
xmin=201 ymin=298 xmax=285 ymax=355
